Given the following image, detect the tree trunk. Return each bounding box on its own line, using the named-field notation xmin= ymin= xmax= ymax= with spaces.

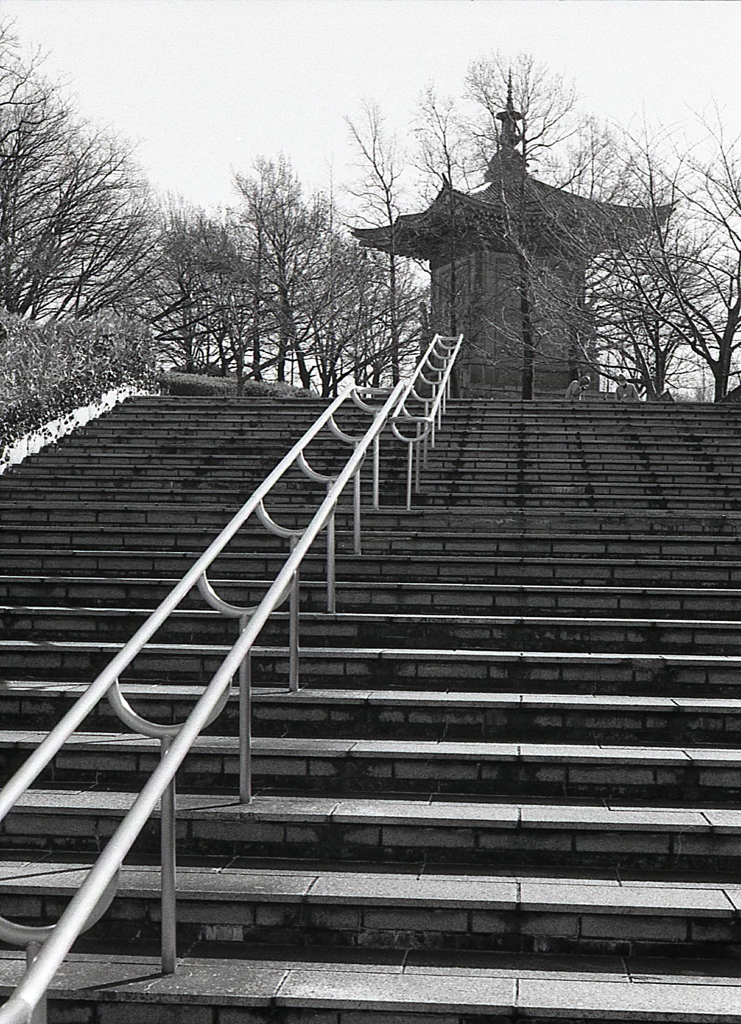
xmin=518 ymin=256 xmax=535 ymax=400
xmin=389 ymin=252 xmax=400 ymax=384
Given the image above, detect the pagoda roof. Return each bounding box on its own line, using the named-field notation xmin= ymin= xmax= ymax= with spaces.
xmin=353 ymin=167 xmax=668 ymax=262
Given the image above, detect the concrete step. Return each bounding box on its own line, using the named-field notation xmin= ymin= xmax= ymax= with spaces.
xmin=4 ymin=575 xmax=741 ymax=619
xmin=1 ymin=642 xmax=739 ymax=695
xmin=0 ymin=483 xmax=399 ymax=507
xmin=5 ymin=791 xmax=741 ymax=872
xmin=5 ymin=524 xmax=741 ymax=562
xmin=0 ymin=503 xmax=732 ymax=536
xmin=413 ymin=477 xmax=741 ymax=498
xmin=7 ymin=479 xmax=741 ymax=509
xmin=3 ymin=730 xmax=741 ymax=803
xmin=4 ymin=500 xmax=741 ymax=538
xmin=2 ymin=859 xmax=740 ymax=959
xmin=0 ymin=948 xmax=739 ymax=1024
xmin=3 ymin=605 xmax=741 ymax=655
xmin=415 ymin=492 xmax=741 ymax=511
xmin=3 ymin=681 xmax=741 ymax=747
xmin=2 ymin=548 xmax=740 ymax=586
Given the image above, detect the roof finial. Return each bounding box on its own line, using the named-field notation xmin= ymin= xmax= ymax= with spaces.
xmin=495 ymin=72 xmax=523 ymax=151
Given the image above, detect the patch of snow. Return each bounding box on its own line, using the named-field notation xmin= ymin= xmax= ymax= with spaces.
xmin=0 ymin=384 xmax=157 ymax=475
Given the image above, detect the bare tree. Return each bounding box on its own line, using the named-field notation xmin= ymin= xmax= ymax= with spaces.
xmin=346 ymin=101 xmax=408 ymax=383
xmin=0 ymin=29 xmax=155 ymax=320
xmin=235 ymin=156 xmax=333 ymax=390
xmin=595 ymin=121 xmax=741 ymax=401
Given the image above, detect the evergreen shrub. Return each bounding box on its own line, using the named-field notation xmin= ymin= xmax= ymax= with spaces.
xmin=160 ymin=371 xmax=316 ymax=399
xmin=0 ymin=312 xmax=157 ymax=450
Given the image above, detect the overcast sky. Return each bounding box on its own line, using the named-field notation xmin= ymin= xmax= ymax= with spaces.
xmin=1 ymin=0 xmax=739 ymax=213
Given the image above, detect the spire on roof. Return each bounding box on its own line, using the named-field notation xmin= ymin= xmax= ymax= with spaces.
xmin=495 ymin=72 xmax=523 ymax=151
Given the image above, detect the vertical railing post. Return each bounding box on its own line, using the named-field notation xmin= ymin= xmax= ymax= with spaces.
xmin=326 ymin=503 xmax=336 ymax=614
xmin=160 ymin=735 xmax=177 ymax=975
xmin=353 ymin=462 xmax=362 ymax=555
xmin=289 ymin=536 xmax=300 ymax=692
xmin=238 ymin=619 xmax=252 ymax=804
xmin=414 ymin=425 xmax=422 ymax=495
xmin=406 ymin=441 xmax=414 ymax=511
xmin=423 ymin=401 xmax=430 ymax=468
xmin=26 ymin=943 xmax=46 ymax=1024
xmin=372 ymin=436 xmax=380 ymax=509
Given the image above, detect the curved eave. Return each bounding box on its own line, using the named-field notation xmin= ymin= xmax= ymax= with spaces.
xmin=352 ymin=178 xmax=671 ymax=260
xmin=352 ymin=187 xmax=510 ymax=259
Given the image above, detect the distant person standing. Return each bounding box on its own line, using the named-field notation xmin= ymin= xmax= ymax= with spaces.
xmin=565 ymin=375 xmax=590 ymax=400
xmin=615 ymin=375 xmax=640 ymax=402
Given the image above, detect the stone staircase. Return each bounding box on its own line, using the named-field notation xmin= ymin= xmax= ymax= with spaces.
xmin=2 ymin=396 xmax=741 ymax=1021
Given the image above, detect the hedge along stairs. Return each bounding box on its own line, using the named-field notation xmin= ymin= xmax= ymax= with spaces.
xmin=4 ymin=395 xmax=741 ymax=1020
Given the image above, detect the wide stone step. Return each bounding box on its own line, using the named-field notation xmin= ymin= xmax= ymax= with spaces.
xmin=19 ymin=443 xmax=739 ymax=470
xmin=416 ymin=491 xmax=741 ymax=511
xmin=15 ymin=468 xmax=737 ymax=500
xmin=2 ymin=859 xmax=740 ymax=959
xmin=2 ymin=547 xmax=739 ymax=586
xmin=359 ymin=531 xmax=741 ymax=559
xmin=5 ymin=791 xmax=741 ymax=872
xmin=0 ymin=642 xmax=738 ymax=695
xmin=4 ymin=682 xmax=741 ymax=747
xmin=0 ymin=483 xmax=390 ymax=506
xmin=6 ymin=524 xmax=741 ymax=563
xmin=7 ymin=479 xmax=741 ymax=509
xmin=415 ymin=476 xmax=741 ymax=498
xmin=3 ymin=606 xmax=740 ymax=655
xmin=3 ymin=730 xmax=741 ymax=802
xmin=11 ymin=678 xmax=741 ymax=739
xmin=1 ymin=948 xmax=740 ymax=1024
xmin=4 ymin=501 xmax=741 ymax=539
xmin=5 ymin=575 xmax=741 ymax=620
xmin=15 ymin=448 xmax=408 ymax=475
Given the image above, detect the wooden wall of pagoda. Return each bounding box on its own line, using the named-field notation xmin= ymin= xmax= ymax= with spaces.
xmin=431 ymin=249 xmax=587 ymax=397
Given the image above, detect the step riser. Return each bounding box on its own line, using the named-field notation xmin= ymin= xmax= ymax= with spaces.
xmin=17 ymin=452 xmax=741 ymax=473
xmin=3 ymin=551 xmax=740 ymax=586
xmin=3 ymin=505 xmax=741 ymax=537
xmin=4 ymin=612 xmax=740 ymax=654
xmin=7 ymin=485 xmax=741 ymax=510
xmin=4 ymin=893 xmax=737 ymax=960
xmin=4 ymin=578 xmax=741 ymax=619
xmin=1 ymin=654 xmax=738 ymax=697
xmin=5 ymin=749 xmax=740 ymax=803
xmin=6 ymin=528 xmax=741 ymax=561
xmin=3 ymin=693 xmax=740 ymax=747
xmin=2 ymin=813 xmax=738 ymax=872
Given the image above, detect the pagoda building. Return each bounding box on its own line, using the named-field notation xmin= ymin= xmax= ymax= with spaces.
xmin=353 ymin=87 xmax=663 ymax=397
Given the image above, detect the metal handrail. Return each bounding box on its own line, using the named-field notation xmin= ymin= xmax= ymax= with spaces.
xmin=0 ymin=334 xmax=463 ymax=1024
xmin=390 ymin=334 xmax=464 ymax=508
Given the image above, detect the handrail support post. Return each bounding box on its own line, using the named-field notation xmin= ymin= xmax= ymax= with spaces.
xmin=406 ymin=441 xmax=413 ymax=511
xmin=238 ymin=620 xmax=252 ymax=804
xmin=26 ymin=943 xmax=46 ymax=1024
xmin=289 ymin=537 xmax=300 ymax=692
xmin=326 ymin=500 xmax=336 ymax=614
xmin=422 ymin=401 xmax=430 ymax=468
xmin=160 ymin=736 xmax=177 ymax=976
xmin=414 ymin=426 xmax=422 ymax=494
xmin=372 ymin=436 xmax=380 ymax=509
xmin=353 ymin=462 xmax=362 ymax=555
